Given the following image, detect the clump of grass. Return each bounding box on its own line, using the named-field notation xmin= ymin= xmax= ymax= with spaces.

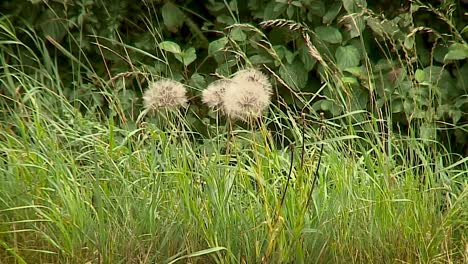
xmin=0 ymin=14 xmax=467 ymax=264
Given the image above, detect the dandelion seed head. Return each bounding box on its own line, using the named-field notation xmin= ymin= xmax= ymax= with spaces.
xmin=202 ymin=79 xmax=231 ymax=111
xmin=143 ymin=79 xmax=188 ymax=110
xmin=232 ymin=68 xmax=272 ymax=94
xmin=223 ymin=78 xmax=271 ymax=121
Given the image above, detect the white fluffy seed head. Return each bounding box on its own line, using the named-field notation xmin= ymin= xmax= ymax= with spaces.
xmin=143 ymin=79 xmax=188 ymax=110
xmin=232 ymin=68 xmax=272 ymax=95
xmin=202 ymin=79 xmax=231 ymax=111
xmin=222 ymin=78 xmax=272 ymax=121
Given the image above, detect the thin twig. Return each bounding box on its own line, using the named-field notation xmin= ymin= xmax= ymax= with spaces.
xmin=279 ymin=144 xmax=295 ymax=210
xmin=300 ymin=112 xmax=306 ymax=169
xmin=305 ymin=113 xmax=326 ymax=209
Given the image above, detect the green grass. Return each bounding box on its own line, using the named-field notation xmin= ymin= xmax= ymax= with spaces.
xmin=0 ymin=17 xmax=467 ymax=264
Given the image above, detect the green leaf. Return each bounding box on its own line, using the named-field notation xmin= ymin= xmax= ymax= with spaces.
xmin=323 ymin=2 xmax=342 ymax=24
xmin=299 ymin=46 xmax=316 ymax=71
xmin=342 ymin=0 xmax=367 ymax=13
xmin=249 ymin=54 xmax=274 ymax=65
xmin=287 ymin=5 xmax=295 ymax=19
xmin=266 ymin=2 xmax=286 ymax=19
xmin=391 ymin=99 xmax=404 ymax=113
xmin=344 ymin=66 xmax=363 ymax=76
xmin=366 ymin=16 xmax=384 ymax=36
xmin=229 ymin=28 xmax=247 ymax=42
xmin=433 ymin=45 xmax=448 ymax=63
xmin=461 ymin=25 xmax=468 ymax=34
xmin=161 ymin=2 xmax=184 ymax=33
xmin=404 ymin=35 xmax=415 ymax=49
xmin=449 ymin=109 xmax=462 ymax=124
xmin=313 ymin=100 xmax=343 ymax=115
xmin=40 ymin=10 xmax=67 ymax=42
xmin=315 ymin=26 xmax=342 ymax=44
xmin=444 ymin=43 xmax=468 ymax=62
xmin=414 ymin=69 xmax=425 ymax=83
xmin=175 ymin=47 xmax=197 ymax=66
xmin=335 ymin=45 xmax=360 ymax=69
xmin=341 ymin=76 xmax=358 ymax=85
xmin=345 ymin=16 xmax=365 ymax=38
xmin=229 ymin=0 xmax=238 ymax=11
xmin=159 ymin=41 xmax=181 ymax=54
xmin=307 ymin=1 xmax=325 ymax=17
xmin=167 ymin=247 xmax=227 ymax=264
xmin=208 ymin=37 xmax=228 ymax=55
xmin=455 ymin=63 xmax=468 ymax=91
xmin=188 ymin=73 xmax=205 ymax=89
xmin=291 ymin=1 xmax=303 ymax=7
xmin=273 ymin=45 xmax=295 ymax=64
xmin=279 ymin=59 xmax=309 ymax=89
xmin=420 ymin=123 xmax=436 ymax=140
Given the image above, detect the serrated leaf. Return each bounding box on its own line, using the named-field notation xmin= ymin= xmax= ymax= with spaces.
xmin=323 ymin=2 xmax=342 ymax=24
xmin=159 ymin=41 xmax=181 ymax=54
xmin=161 ymin=2 xmax=184 ymax=33
xmin=315 ymin=26 xmax=342 ymax=44
xmin=208 ymin=37 xmax=228 ymax=55
xmin=335 ymin=45 xmax=360 ymax=69
xmin=279 ymin=59 xmax=308 ymax=89
xmin=415 ymin=69 xmax=425 ymax=83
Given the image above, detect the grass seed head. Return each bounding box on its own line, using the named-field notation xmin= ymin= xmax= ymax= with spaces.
xmin=143 ymin=79 xmax=188 ymax=110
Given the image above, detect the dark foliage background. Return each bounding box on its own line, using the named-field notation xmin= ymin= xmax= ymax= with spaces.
xmin=1 ymin=0 xmax=467 ymax=153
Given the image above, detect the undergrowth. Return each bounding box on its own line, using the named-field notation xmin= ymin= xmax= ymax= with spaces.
xmin=0 ymin=6 xmax=467 ymax=264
